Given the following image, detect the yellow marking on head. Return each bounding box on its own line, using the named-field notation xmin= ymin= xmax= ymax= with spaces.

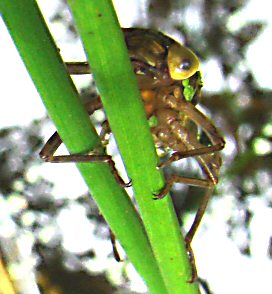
xmin=167 ymin=43 xmax=200 ymax=80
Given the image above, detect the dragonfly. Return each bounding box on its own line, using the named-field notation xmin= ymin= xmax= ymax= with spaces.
xmin=40 ymin=28 xmax=225 ymax=282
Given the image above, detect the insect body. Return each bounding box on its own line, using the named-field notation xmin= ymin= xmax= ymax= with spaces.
xmin=40 ymin=28 xmax=225 ymax=282
xmin=123 ymin=28 xmax=200 ymax=88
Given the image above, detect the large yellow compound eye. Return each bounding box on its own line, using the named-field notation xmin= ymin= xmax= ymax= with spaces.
xmin=167 ymin=43 xmax=200 ymax=80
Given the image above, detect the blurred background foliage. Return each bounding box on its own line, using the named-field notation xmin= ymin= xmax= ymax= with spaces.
xmin=1 ymin=0 xmax=271 ymax=293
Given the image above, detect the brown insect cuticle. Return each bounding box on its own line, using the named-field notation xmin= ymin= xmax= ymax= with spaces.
xmin=40 ymin=28 xmax=225 ymax=283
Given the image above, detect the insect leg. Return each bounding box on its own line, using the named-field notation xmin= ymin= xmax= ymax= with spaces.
xmin=65 ymin=61 xmax=91 ymax=75
xmin=154 ymin=176 xmax=211 ymax=199
xmin=154 ymin=176 xmax=214 ymax=242
xmin=64 ymin=62 xmax=112 ymax=146
xmin=161 ymin=95 xmax=225 ymax=169
xmin=185 ymin=187 xmax=214 ymax=283
xmin=154 ymin=176 xmax=214 ymax=243
xmin=40 ymin=96 xmax=130 ymax=188
xmin=170 ymin=91 xmax=225 ymax=145
xmin=158 ymin=144 xmax=223 ymax=169
xmin=109 ymin=229 xmax=123 ymax=262
xmin=50 ymin=62 xmax=129 ymax=260
xmin=39 ymin=131 xmax=130 ymax=188
xmin=155 ymin=176 xmax=214 ymax=283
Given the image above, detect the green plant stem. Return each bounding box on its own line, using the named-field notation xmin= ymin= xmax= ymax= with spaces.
xmin=0 ymin=1 xmax=168 ymax=293
xmin=67 ymin=1 xmax=200 ymax=293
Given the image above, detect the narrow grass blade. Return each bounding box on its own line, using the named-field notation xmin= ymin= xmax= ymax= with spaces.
xmin=67 ymin=1 xmax=201 ymax=293
xmin=0 ymin=1 xmax=169 ymax=293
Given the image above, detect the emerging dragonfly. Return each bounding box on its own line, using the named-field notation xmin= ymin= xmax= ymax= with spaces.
xmin=40 ymin=28 xmax=225 ymax=282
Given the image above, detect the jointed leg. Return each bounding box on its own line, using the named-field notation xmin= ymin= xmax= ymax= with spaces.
xmin=40 ymin=131 xmax=131 ymax=188
xmin=44 ymin=61 xmax=130 ymax=259
xmin=185 ymin=186 xmax=213 ymax=283
xmin=159 ymin=90 xmax=225 ymax=168
xmin=154 ymin=176 xmax=214 ymax=241
xmin=109 ymin=230 xmax=122 ymax=262
xmin=154 ymin=175 xmax=214 ymax=282
xmin=40 ymin=96 xmax=129 ymax=187
xmin=154 ymin=176 xmax=212 ymax=199
xmin=65 ymin=61 xmax=90 ymax=75
xmin=154 ymin=176 xmax=214 ymax=243
xmin=158 ymin=144 xmax=223 ymax=169
xmin=186 ymin=241 xmax=197 ymax=283
xmin=172 ymin=88 xmax=224 ymax=146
